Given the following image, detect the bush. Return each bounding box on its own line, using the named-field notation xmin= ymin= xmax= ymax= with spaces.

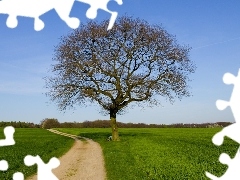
xmin=41 ymin=118 xmax=60 ymax=129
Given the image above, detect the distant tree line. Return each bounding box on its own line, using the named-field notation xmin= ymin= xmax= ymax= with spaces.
xmin=40 ymin=119 xmax=232 ymax=129
xmin=0 ymin=120 xmax=232 ymax=129
xmin=0 ymin=121 xmax=40 ymax=128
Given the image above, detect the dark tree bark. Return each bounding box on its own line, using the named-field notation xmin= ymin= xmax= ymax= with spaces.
xmin=45 ymin=16 xmax=196 ymax=141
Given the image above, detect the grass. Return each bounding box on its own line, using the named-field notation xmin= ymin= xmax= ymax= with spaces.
xmin=55 ymin=128 xmax=239 ymax=180
xmin=0 ymin=128 xmax=74 ymax=179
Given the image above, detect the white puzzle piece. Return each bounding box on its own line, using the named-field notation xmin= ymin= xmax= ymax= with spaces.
xmin=13 ymin=172 xmax=24 ymax=180
xmin=206 ymin=69 xmax=240 ymax=179
xmin=0 ymin=126 xmax=60 ymax=179
xmin=0 ymin=0 xmax=123 ymax=31
xmin=0 ymin=0 xmax=78 ymax=31
xmin=76 ymin=0 xmax=123 ymax=30
xmin=212 ymin=70 xmax=240 ymax=145
xmin=24 ymin=155 xmax=60 ymax=180
xmin=0 ymin=127 xmax=15 ymax=177
xmin=206 ymin=148 xmax=240 ymax=179
xmin=0 ymin=126 xmax=15 ymax=146
xmin=0 ymin=160 xmax=8 ymax=171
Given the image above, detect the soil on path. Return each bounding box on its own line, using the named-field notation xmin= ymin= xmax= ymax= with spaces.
xmin=27 ymin=129 xmax=106 ymax=180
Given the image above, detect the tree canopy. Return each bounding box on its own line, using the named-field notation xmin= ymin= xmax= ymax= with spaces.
xmin=46 ymin=16 xmax=196 ymax=140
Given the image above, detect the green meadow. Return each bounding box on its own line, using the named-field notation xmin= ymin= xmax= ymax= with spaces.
xmin=55 ymin=128 xmax=239 ymax=180
xmin=0 ymin=127 xmax=238 ymax=179
xmin=0 ymin=128 xmax=74 ymax=179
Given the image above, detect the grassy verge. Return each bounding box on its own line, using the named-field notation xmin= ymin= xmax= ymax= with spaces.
xmin=0 ymin=128 xmax=74 ymax=179
xmin=55 ymin=128 xmax=239 ymax=180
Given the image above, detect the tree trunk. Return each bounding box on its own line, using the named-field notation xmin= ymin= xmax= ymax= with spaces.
xmin=110 ymin=109 xmax=120 ymax=141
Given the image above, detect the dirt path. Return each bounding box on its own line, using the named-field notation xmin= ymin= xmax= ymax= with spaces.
xmin=27 ymin=129 xmax=106 ymax=180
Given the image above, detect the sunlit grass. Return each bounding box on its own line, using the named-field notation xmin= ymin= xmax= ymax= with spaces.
xmin=0 ymin=128 xmax=74 ymax=179
xmin=56 ymin=128 xmax=239 ymax=180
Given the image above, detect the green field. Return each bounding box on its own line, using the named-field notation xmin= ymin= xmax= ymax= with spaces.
xmin=0 ymin=128 xmax=74 ymax=179
xmin=55 ymin=128 xmax=239 ymax=180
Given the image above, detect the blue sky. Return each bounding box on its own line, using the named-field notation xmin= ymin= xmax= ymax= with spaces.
xmin=0 ymin=0 xmax=240 ymax=125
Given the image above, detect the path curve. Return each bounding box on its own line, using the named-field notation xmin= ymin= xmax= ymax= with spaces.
xmin=27 ymin=129 xmax=106 ymax=180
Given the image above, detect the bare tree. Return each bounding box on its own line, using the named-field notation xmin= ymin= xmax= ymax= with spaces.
xmin=45 ymin=16 xmax=196 ymax=141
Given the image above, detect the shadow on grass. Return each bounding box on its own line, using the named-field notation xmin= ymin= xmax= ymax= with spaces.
xmin=79 ymin=131 xmax=152 ymax=142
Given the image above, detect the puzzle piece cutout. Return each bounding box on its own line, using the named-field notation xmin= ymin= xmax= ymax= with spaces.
xmin=0 ymin=126 xmax=24 ymax=180
xmin=212 ymin=123 xmax=240 ymax=146
xmin=0 ymin=160 xmax=8 ymax=171
xmin=0 ymin=0 xmax=123 ymax=31
xmin=24 ymin=155 xmax=60 ymax=180
xmin=0 ymin=126 xmax=15 ymax=146
xmin=0 ymin=0 xmax=79 ymax=31
xmin=216 ymin=69 xmax=240 ymax=122
xmin=206 ymin=69 xmax=240 ymax=179
xmin=76 ymin=0 xmax=123 ymax=30
xmin=0 ymin=161 xmax=25 ymax=180
xmin=0 ymin=126 xmax=60 ymax=179
xmin=206 ymin=147 xmax=240 ymax=179
xmin=211 ymin=70 xmax=240 ymax=145
xmin=13 ymin=172 xmax=24 ymax=180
